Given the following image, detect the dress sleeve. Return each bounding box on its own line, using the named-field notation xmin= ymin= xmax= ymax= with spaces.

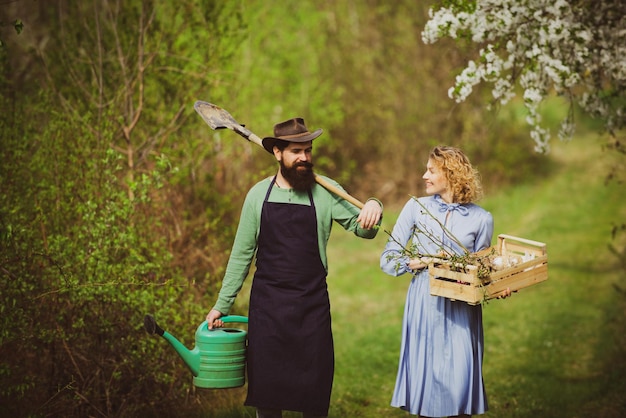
xmin=473 ymin=210 xmax=494 ymax=252
xmin=380 ymin=199 xmax=415 ymax=277
xmin=213 ymin=189 xmax=260 ymax=314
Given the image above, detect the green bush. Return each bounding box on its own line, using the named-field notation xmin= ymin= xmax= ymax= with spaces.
xmin=0 ymin=92 xmax=223 ymax=416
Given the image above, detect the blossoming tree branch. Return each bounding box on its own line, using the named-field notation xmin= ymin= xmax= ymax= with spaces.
xmin=422 ymin=0 xmax=625 ymax=153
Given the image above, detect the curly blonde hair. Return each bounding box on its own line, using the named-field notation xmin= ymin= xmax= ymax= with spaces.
xmin=429 ymin=146 xmax=483 ymax=204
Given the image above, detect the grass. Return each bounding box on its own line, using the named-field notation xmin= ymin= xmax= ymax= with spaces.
xmin=203 ymin=137 xmax=626 ymax=417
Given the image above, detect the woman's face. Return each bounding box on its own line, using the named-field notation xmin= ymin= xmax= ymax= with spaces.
xmin=423 ymin=158 xmax=450 ymax=200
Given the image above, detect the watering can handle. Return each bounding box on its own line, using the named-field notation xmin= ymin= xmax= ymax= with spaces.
xmin=221 ymin=315 xmax=248 ymax=324
xmin=200 ymin=315 xmax=249 ymax=331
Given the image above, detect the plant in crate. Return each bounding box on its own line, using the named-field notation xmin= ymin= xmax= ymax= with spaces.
xmin=385 ymin=196 xmax=548 ymax=304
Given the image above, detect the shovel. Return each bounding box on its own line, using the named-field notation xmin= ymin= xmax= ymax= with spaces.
xmin=194 ymin=101 xmax=364 ymax=209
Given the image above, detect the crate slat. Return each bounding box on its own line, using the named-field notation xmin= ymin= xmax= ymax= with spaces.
xmin=428 ymin=234 xmax=548 ymax=305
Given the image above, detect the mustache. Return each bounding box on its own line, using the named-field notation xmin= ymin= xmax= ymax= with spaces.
xmin=294 ymin=161 xmax=314 ymax=169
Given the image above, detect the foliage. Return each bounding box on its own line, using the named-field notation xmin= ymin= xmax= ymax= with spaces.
xmin=423 ymin=0 xmax=626 ymax=153
xmin=0 ymin=16 xmax=23 ymax=47
xmin=308 ymin=1 xmax=549 ymax=202
xmin=0 ymin=0 xmax=246 ymax=416
xmin=1 ymin=91 xmax=184 ymax=416
xmin=0 ymin=0 xmax=603 ymax=416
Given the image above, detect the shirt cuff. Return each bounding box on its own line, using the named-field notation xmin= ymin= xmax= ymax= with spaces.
xmin=366 ymin=197 xmax=384 ymax=211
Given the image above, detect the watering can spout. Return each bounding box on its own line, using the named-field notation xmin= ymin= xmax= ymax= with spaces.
xmin=144 ymin=314 xmax=249 ymax=389
xmin=144 ymin=314 xmax=201 ymax=376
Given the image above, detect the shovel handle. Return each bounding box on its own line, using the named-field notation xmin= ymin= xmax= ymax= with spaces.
xmin=314 ymin=175 xmax=364 ymax=209
xmin=194 ymin=101 xmax=365 ymax=209
xmin=237 ymin=130 xmax=364 ymax=208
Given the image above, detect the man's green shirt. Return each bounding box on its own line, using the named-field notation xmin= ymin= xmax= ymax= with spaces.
xmin=214 ymin=175 xmax=382 ymax=314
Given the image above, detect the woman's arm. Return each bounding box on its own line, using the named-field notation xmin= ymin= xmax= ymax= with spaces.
xmin=380 ymin=199 xmax=416 ymax=277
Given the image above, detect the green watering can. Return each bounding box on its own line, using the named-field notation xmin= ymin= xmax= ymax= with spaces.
xmin=143 ymin=314 xmax=248 ymax=389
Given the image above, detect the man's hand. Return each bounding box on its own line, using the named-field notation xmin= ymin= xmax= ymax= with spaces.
xmin=206 ymin=309 xmax=224 ymax=330
xmin=357 ymin=199 xmax=383 ymax=229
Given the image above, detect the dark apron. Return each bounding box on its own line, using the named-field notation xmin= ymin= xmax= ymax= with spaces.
xmin=244 ymin=177 xmax=334 ymax=416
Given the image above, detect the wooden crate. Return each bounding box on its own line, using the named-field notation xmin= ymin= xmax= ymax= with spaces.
xmin=429 ymin=234 xmax=548 ymax=305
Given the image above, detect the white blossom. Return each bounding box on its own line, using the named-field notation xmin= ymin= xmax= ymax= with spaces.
xmin=422 ymin=0 xmax=625 ymax=152
xmin=524 ymin=88 xmax=543 ymax=105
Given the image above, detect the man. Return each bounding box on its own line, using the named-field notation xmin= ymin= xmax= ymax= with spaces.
xmin=206 ymin=117 xmax=383 ymax=418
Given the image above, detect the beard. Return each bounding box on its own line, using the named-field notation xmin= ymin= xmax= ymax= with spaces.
xmin=280 ymin=160 xmax=316 ymax=192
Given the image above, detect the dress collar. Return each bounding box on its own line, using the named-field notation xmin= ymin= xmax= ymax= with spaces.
xmin=434 ymin=194 xmax=469 ymax=216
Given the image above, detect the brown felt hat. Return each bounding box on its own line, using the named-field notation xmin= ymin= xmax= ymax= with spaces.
xmin=262 ymin=117 xmax=323 ymax=153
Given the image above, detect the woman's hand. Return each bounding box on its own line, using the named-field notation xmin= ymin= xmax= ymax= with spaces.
xmin=408 ymin=257 xmax=431 ymax=272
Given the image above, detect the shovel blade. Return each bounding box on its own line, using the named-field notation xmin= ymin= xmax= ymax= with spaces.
xmin=194 ymin=101 xmax=241 ymax=131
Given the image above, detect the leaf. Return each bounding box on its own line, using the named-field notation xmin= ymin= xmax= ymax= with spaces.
xmin=14 ymin=20 xmax=23 ymax=35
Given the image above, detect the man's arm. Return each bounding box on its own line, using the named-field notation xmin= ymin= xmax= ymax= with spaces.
xmin=211 ymin=187 xmax=261 ymax=314
xmin=317 ymin=175 xmax=383 ymax=239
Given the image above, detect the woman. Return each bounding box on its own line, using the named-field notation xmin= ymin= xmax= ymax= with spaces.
xmin=380 ymin=146 xmax=498 ymax=417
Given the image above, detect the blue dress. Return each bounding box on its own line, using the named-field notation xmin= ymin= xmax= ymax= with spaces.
xmin=380 ymin=195 xmax=494 ymax=417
